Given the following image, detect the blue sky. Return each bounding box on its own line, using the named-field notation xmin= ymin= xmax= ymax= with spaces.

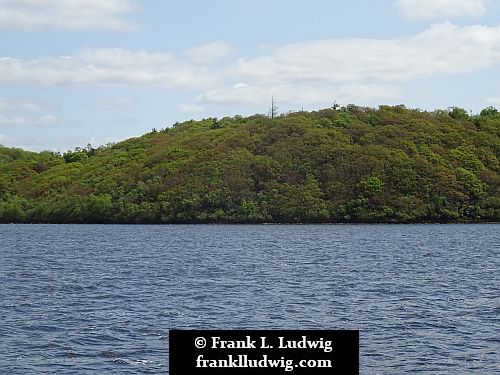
xmin=0 ymin=0 xmax=499 ymax=151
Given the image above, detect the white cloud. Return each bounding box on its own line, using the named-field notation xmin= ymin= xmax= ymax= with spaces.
xmin=0 ymin=0 xmax=136 ymax=31
xmin=337 ymin=84 xmax=401 ymax=104
xmin=199 ymin=85 xmax=325 ymax=106
xmin=0 ymin=97 xmax=58 ymax=127
xmin=178 ymin=103 xmax=205 ymax=113
xmin=3 ymin=23 xmax=499 ymax=94
xmin=2 ymin=22 xmax=500 ymax=112
xmin=184 ymin=41 xmax=233 ymax=64
xmin=37 ymin=114 xmax=58 ymax=126
xmin=197 ymin=83 xmax=399 ymax=108
xmin=235 ymin=22 xmax=500 ymax=84
xmin=0 ymin=98 xmax=40 ymax=111
xmin=0 ymin=48 xmax=215 ymax=89
xmin=395 ymin=0 xmax=486 ymax=20
xmin=188 ymin=22 xmax=500 ymax=108
xmin=0 ymin=114 xmax=58 ymax=126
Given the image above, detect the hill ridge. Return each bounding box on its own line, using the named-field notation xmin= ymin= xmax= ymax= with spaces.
xmin=1 ymin=105 xmax=499 ymax=223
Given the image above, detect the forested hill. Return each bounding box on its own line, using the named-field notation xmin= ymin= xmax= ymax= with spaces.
xmin=0 ymin=105 xmax=499 ymax=223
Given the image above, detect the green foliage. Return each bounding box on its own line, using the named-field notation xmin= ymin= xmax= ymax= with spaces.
xmin=448 ymin=107 xmax=470 ymax=120
xmin=0 ymin=105 xmax=498 ymax=223
xmin=480 ymin=106 xmax=498 ymax=117
xmin=64 ymin=151 xmax=89 ymax=163
xmin=358 ymin=176 xmax=383 ymax=197
xmin=0 ymin=198 xmax=26 ymax=222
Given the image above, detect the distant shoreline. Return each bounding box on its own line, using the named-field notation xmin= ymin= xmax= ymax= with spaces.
xmin=1 ymin=221 xmax=498 ymax=225
xmin=1 ymin=106 xmax=499 ymax=224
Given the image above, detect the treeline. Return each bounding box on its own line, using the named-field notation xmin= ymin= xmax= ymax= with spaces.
xmin=0 ymin=105 xmax=499 ymax=223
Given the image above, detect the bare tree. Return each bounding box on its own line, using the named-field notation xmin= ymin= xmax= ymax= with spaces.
xmin=269 ymin=96 xmax=278 ymax=118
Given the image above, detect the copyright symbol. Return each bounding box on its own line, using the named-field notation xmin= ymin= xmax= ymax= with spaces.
xmin=195 ymin=337 xmax=206 ymax=349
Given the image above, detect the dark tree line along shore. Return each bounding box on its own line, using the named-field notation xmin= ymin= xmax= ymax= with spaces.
xmin=0 ymin=105 xmax=498 ymax=223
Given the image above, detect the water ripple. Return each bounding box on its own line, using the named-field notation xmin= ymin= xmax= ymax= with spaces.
xmin=0 ymin=223 xmax=498 ymax=374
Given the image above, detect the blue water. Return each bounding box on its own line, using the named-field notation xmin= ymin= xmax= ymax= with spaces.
xmin=0 ymin=224 xmax=499 ymax=374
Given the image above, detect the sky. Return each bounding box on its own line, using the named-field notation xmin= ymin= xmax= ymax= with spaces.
xmin=0 ymin=0 xmax=499 ymax=152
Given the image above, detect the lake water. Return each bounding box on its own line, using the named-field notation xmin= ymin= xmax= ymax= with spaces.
xmin=0 ymin=224 xmax=499 ymax=374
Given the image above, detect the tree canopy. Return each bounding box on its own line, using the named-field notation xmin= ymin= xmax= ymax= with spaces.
xmin=0 ymin=105 xmax=498 ymax=223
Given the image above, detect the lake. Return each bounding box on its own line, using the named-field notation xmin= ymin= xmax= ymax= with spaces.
xmin=0 ymin=224 xmax=499 ymax=374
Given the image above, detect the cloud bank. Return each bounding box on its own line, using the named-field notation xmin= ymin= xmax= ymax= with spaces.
xmin=0 ymin=47 xmax=215 ymax=89
xmin=0 ymin=114 xmax=57 ymax=127
xmin=0 ymin=0 xmax=136 ymax=30
xmin=1 ymin=23 xmax=500 ymax=110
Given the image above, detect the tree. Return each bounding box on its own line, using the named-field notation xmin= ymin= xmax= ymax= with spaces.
xmin=63 ymin=151 xmax=88 ymax=163
xmin=448 ymin=107 xmax=469 ymax=120
xmin=0 ymin=105 xmax=498 ymax=223
xmin=480 ymin=106 xmax=498 ymax=117
xmin=269 ymin=96 xmax=278 ymax=119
